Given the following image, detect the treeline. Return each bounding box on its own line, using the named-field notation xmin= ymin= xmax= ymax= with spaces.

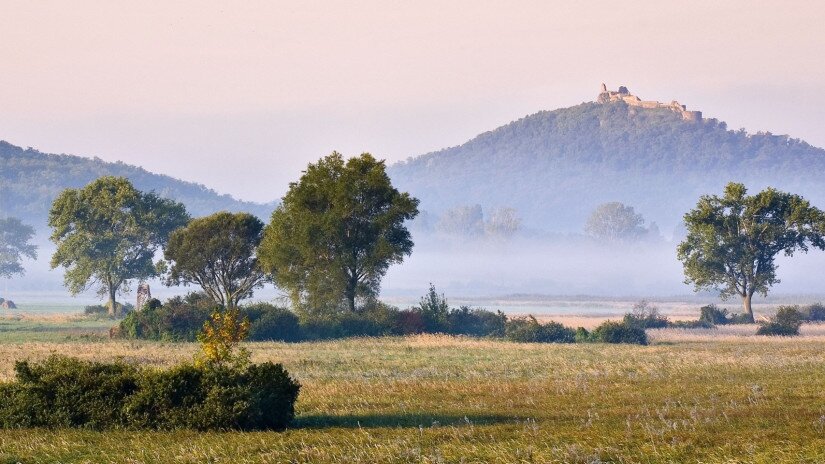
xmin=0 ymin=140 xmax=274 ymax=226
xmin=388 ymin=101 xmax=825 ymax=231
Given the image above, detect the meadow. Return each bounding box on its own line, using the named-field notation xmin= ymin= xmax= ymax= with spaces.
xmin=0 ymin=317 xmax=824 ymax=463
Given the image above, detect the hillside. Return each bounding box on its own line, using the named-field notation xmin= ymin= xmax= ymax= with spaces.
xmin=388 ymin=99 xmax=825 ymax=234
xmin=0 ymin=141 xmax=275 ymax=229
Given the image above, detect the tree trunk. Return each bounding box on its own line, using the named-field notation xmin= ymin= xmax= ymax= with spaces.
xmin=742 ymin=293 xmax=755 ymax=323
xmin=108 ymin=287 xmax=118 ymax=317
xmin=346 ymin=291 xmax=356 ymax=312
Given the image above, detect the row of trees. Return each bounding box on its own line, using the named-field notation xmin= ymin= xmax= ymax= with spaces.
xmin=47 ymin=152 xmax=419 ymax=315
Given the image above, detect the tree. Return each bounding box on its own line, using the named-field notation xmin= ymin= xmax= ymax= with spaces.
xmin=677 ymin=183 xmax=825 ymax=322
xmin=0 ymin=217 xmax=37 ymax=280
xmin=165 ymin=211 xmax=267 ymax=309
xmin=258 ymin=152 xmax=419 ymax=312
xmin=49 ymin=176 xmax=189 ymax=315
xmin=485 ymin=207 xmax=522 ymax=238
xmin=585 ymin=202 xmax=646 ymax=242
xmin=436 ymin=204 xmax=484 ymax=237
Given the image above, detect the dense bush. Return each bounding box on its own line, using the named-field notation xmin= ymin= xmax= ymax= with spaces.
xmin=447 ymin=306 xmax=507 ymax=337
xmin=698 ymin=304 xmax=750 ymax=325
xmin=586 ymin=321 xmax=648 ymax=345
xmin=84 ymin=302 xmax=134 ymax=318
xmin=757 ymin=305 xmax=803 ymax=336
xmin=0 ymin=355 xmax=300 ymax=431
xmin=247 ymin=303 xmax=301 ymax=342
xmin=119 ymin=292 xmax=213 ymax=341
xmin=623 ymin=300 xmax=669 ymax=329
xmin=801 ymin=302 xmax=825 ymax=322
xmin=505 ymin=316 xmax=575 ymax=343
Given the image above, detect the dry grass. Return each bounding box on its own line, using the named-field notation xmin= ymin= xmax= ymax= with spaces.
xmin=1 ymin=329 xmax=825 ymax=462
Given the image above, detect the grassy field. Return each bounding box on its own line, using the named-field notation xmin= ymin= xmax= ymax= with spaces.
xmin=1 ymin=320 xmax=825 ymax=463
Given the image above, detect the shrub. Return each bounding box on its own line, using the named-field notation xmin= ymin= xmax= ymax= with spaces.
xmin=802 ymin=302 xmax=825 ymax=321
xmin=668 ymin=319 xmax=714 ymax=329
xmin=0 ymin=356 xmax=139 ymax=429
xmin=0 ymin=355 xmax=300 ymax=431
xmin=417 ymin=284 xmax=450 ymax=333
xmin=505 ymin=316 xmax=575 ymax=343
xmin=757 ymin=305 xmax=803 ymax=336
xmin=623 ymin=300 xmax=669 ymax=328
xmin=395 ymin=309 xmax=425 ymax=335
xmin=447 ymin=306 xmax=506 ymax=337
xmin=698 ymin=304 xmax=750 ymax=325
xmin=119 ymin=292 xmax=214 ymax=341
xmin=591 ymin=321 xmax=648 ymax=345
xmin=247 ymin=304 xmax=302 ymax=342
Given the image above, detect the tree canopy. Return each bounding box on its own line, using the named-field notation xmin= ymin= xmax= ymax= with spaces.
xmin=0 ymin=217 xmax=37 ymax=279
xmin=165 ymin=211 xmax=267 ymax=309
xmin=677 ymin=182 xmax=825 ymax=321
xmin=49 ymin=176 xmax=190 ymax=315
xmin=258 ymin=152 xmax=419 ymax=312
xmin=585 ymin=202 xmax=647 ymax=242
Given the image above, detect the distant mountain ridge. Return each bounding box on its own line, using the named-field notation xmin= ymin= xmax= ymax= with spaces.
xmin=388 ymin=96 xmax=825 ymax=234
xmin=0 ymin=141 xmax=275 ymax=229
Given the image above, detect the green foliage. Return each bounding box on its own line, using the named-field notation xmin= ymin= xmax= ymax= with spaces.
xmin=668 ymin=319 xmax=715 ymax=329
xmin=446 ymin=306 xmax=507 ymax=337
xmin=585 ymin=202 xmax=647 ymax=242
xmin=757 ymin=305 xmax=804 ymax=336
xmin=258 ymin=152 xmax=419 ymax=312
xmin=416 ymin=283 xmax=450 ymax=333
xmin=247 ymin=303 xmax=302 ymax=342
xmin=678 ymin=183 xmax=825 ymax=322
xmin=119 ymin=292 xmax=213 ymax=341
xmin=0 ymin=355 xmax=300 ymax=431
xmin=589 ymin=321 xmax=648 ymax=345
xmin=623 ymin=300 xmax=669 ymax=328
xmin=0 ymin=140 xmax=274 ymax=227
xmin=505 ymin=316 xmax=575 ymax=343
xmin=0 ymin=217 xmax=37 ymax=279
xmin=698 ymin=304 xmax=750 ymax=325
xmin=165 ymin=211 xmax=267 ymax=309
xmin=800 ymin=302 xmax=825 ymax=321
xmin=48 ymin=176 xmax=189 ymax=315
xmin=389 ymin=102 xmax=825 ymax=232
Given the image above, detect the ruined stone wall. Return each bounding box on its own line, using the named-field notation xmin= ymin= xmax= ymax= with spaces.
xmin=597 ymin=84 xmax=702 ymax=122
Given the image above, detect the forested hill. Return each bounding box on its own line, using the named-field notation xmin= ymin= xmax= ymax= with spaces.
xmin=388 ymin=101 xmax=825 ymax=234
xmin=0 ymin=141 xmax=275 ymax=229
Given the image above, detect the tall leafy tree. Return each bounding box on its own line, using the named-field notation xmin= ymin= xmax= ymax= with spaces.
xmin=165 ymin=211 xmax=267 ymax=309
xmin=49 ymin=176 xmax=189 ymax=315
xmin=585 ymin=202 xmax=646 ymax=243
xmin=0 ymin=217 xmax=38 ymax=279
xmin=258 ymin=152 xmax=419 ymax=312
xmin=677 ymin=182 xmax=825 ymax=322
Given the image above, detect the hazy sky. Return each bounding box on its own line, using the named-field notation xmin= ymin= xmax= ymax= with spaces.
xmin=2 ymin=1 xmax=825 ymax=203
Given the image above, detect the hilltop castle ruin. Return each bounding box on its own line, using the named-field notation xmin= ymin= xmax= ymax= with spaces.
xmin=597 ymin=83 xmax=702 ymax=122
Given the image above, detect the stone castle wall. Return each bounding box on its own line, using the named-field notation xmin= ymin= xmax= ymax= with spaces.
xmin=597 ymin=84 xmax=702 ymax=122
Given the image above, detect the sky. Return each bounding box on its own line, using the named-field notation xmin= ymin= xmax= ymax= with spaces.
xmin=2 ymin=1 xmax=825 ymax=203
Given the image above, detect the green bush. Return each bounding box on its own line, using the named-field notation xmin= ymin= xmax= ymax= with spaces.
xmin=757 ymin=306 xmax=803 ymax=336
xmin=505 ymin=316 xmax=575 ymax=343
xmin=698 ymin=304 xmax=750 ymax=325
xmin=0 ymin=355 xmax=300 ymax=431
xmin=623 ymin=300 xmax=669 ymax=329
xmin=590 ymin=321 xmax=648 ymax=345
xmin=247 ymin=303 xmax=301 ymax=342
xmin=801 ymin=302 xmax=825 ymax=321
xmin=447 ymin=306 xmax=507 ymax=337
xmin=119 ymin=292 xmax=214 ymax=341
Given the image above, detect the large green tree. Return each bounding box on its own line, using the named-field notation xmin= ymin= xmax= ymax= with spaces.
xmin=0 ymin=217 xmax=37 ymax=280
xmin=258 ymin=152 xmax=419 ymax=312
xmin=49 ymin=176 xmax=189 ymax=315
xmin=165 ymin=211 xmax=267 ymax=309
xmin=677 ymin=182 xmax=825 ymax=322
